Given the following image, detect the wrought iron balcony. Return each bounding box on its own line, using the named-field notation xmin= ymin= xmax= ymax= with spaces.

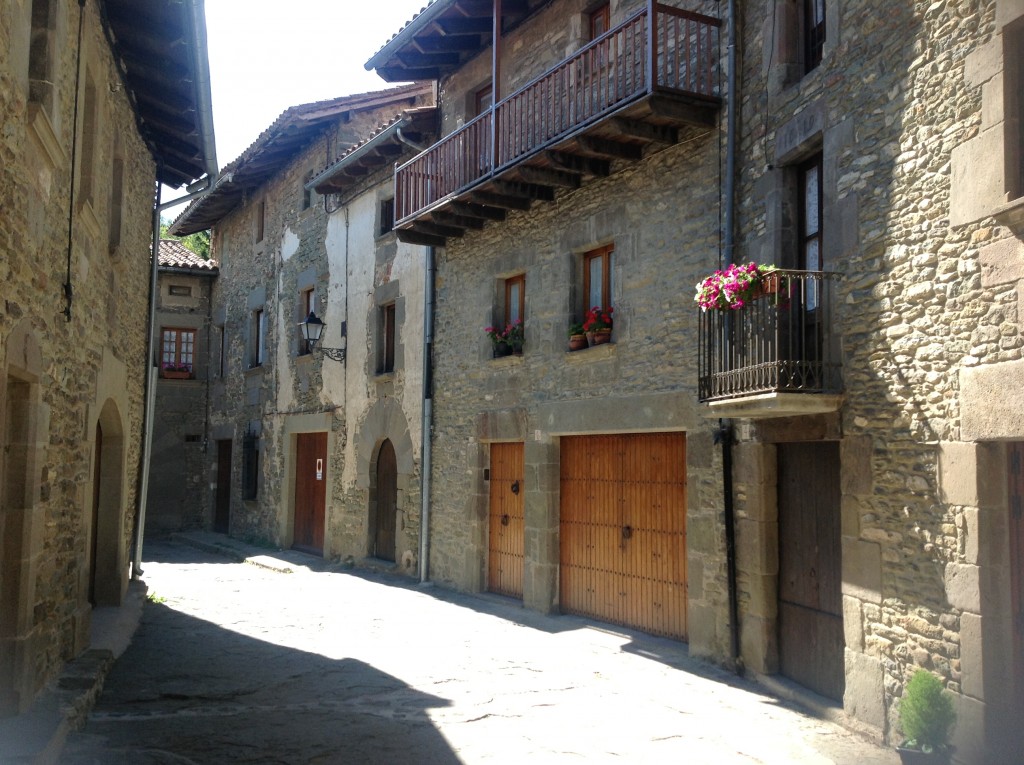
xmin=394 ymin=2 xmax=721 ymax=245
xmin=698 ymin=270 xmax=843 ymax=418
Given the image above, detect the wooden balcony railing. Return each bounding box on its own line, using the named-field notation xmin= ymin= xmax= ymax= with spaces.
xmin=698 ymin=270 xmax=842 ymax=403
xmin=395 ymin=1 xmax=720 ymax=225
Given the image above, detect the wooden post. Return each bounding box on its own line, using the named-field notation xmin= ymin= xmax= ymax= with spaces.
xmin=646 ymin=0 xmax=656 ymax=93
xmin=492 ymin=0 xmax=501 ymax=171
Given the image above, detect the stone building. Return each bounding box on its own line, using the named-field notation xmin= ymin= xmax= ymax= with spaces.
xmin=146 ymin=240 xmax=219 ymax=536
xmin=0 ymin=0 xmax=215 ymax=715
xmin=367 ymin=0 xmax=1022 ymax=760
xmin=170 ymin=84 xmax=436 ymax=570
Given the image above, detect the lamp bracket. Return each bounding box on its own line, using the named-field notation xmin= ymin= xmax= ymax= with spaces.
xmin=320 ymin=346 xmax=347 ymax=364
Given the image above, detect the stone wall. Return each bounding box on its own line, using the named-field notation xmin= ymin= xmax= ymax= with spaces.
xmin=147 ymin=269 xmax=216 ymax=534
xmin=0 ymin=0 xmax=160 ymax=713
xmin=728 ymin=0 xmax=1023 ymax=758
xmin=207 ymin=92 xmax=430 ymax=572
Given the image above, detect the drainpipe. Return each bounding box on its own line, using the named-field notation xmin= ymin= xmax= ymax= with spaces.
xmin=419 ymin=246 xmax=436 ymax=583
xmin=721 ymin=0 xmax=741 ymax=670
xmin=133 ymin=176 xmax=215 ymax=579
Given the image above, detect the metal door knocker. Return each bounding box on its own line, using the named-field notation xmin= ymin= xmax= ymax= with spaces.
xmin=501 ymin=514 xmax=510 ymax=526
xmin=511 ymin=480 xmax=520 ymax=495
xmin=622 ymin=525 xmax=633 ymax=540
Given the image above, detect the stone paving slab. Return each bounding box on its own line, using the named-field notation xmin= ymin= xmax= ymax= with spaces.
xmin=58 ymin=538 xmax=901 ymax=765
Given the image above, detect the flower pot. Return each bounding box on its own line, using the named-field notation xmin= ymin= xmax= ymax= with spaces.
xmin=591 ymin=330 xmax=612 ymax=345
xmin=568 ymin=334 xmax=588 ymax=351
xmin=162 ymin=369 xmax=192 ymax=379
xmin=492 ymin=341 xmax=513 ymax=358
xmin=896 ymin=747 xmax=951 ymax=765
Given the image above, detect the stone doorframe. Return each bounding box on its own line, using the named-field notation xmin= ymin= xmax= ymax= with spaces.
xmin=355 ymin=399 xmax=418 ymax=575
xmin=280 ymin=412 xmax=335 ymax=553
xmin=0 ymin=321 xmax=46 ymax=715
xmin=90 ymin=399 xmax=126 ymax=609
xmin=731 ymin=414 xmax=886 ymax=735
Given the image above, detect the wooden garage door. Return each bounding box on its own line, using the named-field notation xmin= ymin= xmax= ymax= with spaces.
xmin=560 ymin=433 xmax=687 ymax=639
xmin=488 ymin=442 xmax=524 ymax=598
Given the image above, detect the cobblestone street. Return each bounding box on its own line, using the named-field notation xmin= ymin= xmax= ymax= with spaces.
xmin=60 ymin=539 xmax=900 ymax=764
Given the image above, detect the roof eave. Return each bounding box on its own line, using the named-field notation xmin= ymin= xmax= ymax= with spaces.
xmin=364 ymin=0 xmax=455 ymax=77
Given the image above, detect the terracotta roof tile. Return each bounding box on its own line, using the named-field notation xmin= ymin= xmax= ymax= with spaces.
xmin=158 ymin=239 xmax=218 ymax=272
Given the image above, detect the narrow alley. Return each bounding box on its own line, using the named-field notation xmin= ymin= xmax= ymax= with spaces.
xmin=59 ymin=538 xmax=900 ymax=764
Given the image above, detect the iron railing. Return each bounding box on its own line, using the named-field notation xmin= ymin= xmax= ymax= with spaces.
xmin=395 ymin=1 xmax=720 ymax=224
xmin=698 ymin=270 xmax=842 ymax=402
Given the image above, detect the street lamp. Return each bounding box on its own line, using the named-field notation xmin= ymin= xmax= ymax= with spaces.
xmin=299 ymin=311 xmax=346 ymax=363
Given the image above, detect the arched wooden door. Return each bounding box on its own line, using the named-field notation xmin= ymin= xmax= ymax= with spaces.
xmin=374 ymin=439 xmax=397 ymax=562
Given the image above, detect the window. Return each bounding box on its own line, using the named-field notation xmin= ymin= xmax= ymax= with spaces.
xmin=161 ymin=327 xmax=196 ymax=377
xmin=255 ymin=199 xmax=265 ymax=243
xmin=1006 ymin=19 xmax=1024 ymax=200
xmin=28 ymin=0 xmax=57 ymax=114
xmin=583 ymin=244 xmax=615 ymax=313
xmin=381 ymin=303 xmax=396 ymax=374
xmin=474 ymin=83 xmax=493 ymax=117
xmin=242 ymin=428 xmax=259 ymax=500
xmin=799 ymin=154 xmax=823 ymax=313
xmin=298 ymin=288 xmax=315 ymax=355
xmin=803 ymin=0 xmax=825 ymax=73
xmin=168 ymin=284 xmax=192 ymax=297
xmin=505 ymin=274 xmax=525 ymax=326
xmin=379 ymin=198 xmax=395 ymax=236
xmin=107 ymin=155 xmax=123 ymax=253
xmin=251 ymin=308 xmax=266 ymax=367
xmin=302 ymin=171 xmax=313 ymax=211
xmin=79 ymin=70 xmax=98 ymax=208
xmin=589 ymin=3 xmax=610 ymax=41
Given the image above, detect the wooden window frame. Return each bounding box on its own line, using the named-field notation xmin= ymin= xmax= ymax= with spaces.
xmin=474 ymin=83 xmax=493 ymax=117
xmin=160 ymin=327 xmax=196 ymax=377
xmin=381 ymin=303 xmax=396 ymax=375
xmin=298 ymin=288 xmax=315 ymax=356
xmin=255 ymin=198 xmax=266 ymax=243
xmin=803 ymin=0 xmax=826 ymax=74
xmin=588 ymin=2 xmax=611 ymax=41
xmin=504 ymin=274 xmax=525 ymax=326
xmin=379 ymin=198 xmax=395 ymax=236
xmin=798 ymin=154 xmax=823 ymax=272
xmin=1006 ymin=19 xmax=1024 ymax=201
xmin=583 ymin=243 xmax=615 ymax=314
xmin=251 ymin=308 xmax=266 ymax=368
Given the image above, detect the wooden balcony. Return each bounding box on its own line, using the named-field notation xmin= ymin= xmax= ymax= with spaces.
xmin=698 ymin=270 xmax=844 ymax=419
xmin=394 ymin=2 xmax=721 ymax=245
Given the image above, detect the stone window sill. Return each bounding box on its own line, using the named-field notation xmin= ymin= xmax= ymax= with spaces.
xmin=993 ymin=196 xmax=1024 ymax=229
xmin=565 ymin=341 xmax=616 ymax=362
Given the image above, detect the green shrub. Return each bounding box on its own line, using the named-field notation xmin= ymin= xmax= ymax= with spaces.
xmin=900 ymin=670 xmax=956 ymax=751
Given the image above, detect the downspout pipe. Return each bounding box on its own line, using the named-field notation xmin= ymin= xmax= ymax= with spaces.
xmin=419 ymin=245 xmax=436 ymax=583
xmin=133 ymin=176 xmax=215 ymax=579
xmin=722 ymin=0 xmax=741 ymax=670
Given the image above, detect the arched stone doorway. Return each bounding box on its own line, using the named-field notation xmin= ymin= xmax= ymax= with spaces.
xmin=90 ymin=400 xmax=125 ymax=607
xmin=372 ymin=439 xmax=398 ymax=562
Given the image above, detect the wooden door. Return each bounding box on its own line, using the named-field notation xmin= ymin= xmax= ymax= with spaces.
xmin=89 ymin=421 xmax=102 ymax=605
xmin=1009 ymin=443 xmax=1024 ymax=705
xmin=293 ymin=432 xmax=327 ymax=555
xmin=488 ymin=442 xmax=525 ymax=598
xmin=560 ymin=433 xmax=687 ymax=640
xmin=374 ymin=439 xmax=397 ymax=562
xmin=214 ymin=440 xmax=231 ymax=534
xmin=778 ymin=441 xmax=844 ymax=701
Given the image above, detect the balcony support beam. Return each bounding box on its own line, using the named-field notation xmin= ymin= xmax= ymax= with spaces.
xmin=515 ymin=165 xmax=581 ymax=189
xmin=396 ymin=229 xmax=447 ymax=247
xmin=468 ymin=190 xmax=532 ymax=210
xmin=407 ymin=220 xmax=466 ymax=239
xmin=610 ymin=117 xmax=678 ymax=145
xmin=546 ymin=151 xmax=611 ymax=178
xmin=449 ymin=200 xmax=507 ymax=221
xmin=576 ymin=136 xmax=644 ymax=160
xmin=430 ymin=210 xmax=486 ymax=230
